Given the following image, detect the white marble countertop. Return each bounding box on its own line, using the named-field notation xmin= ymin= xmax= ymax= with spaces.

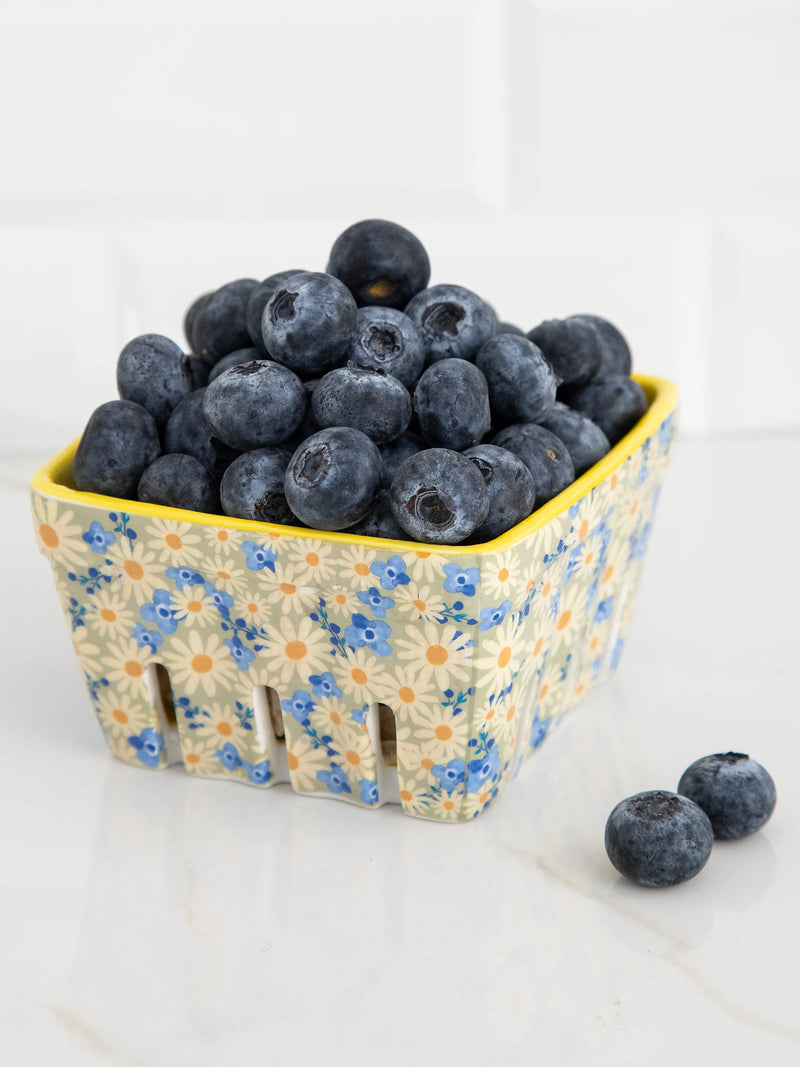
xmin=3 ymin=433 xmax=799 ymax=1066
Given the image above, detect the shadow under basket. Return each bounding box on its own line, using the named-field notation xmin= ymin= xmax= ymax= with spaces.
xmin=31 ymin=374 xmax=678 ymax=822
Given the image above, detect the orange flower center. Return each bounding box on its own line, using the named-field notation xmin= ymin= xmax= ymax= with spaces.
xmin=415 ymin=551 xmax=430 ymax=559
xmin=497 ymin=567 xmax=509 ymax=582
xmin=124 ymin=660 xmax=143 ymax=677
xmin=191 ymin=654 xmax=213 ymax=674
xmin=506 ymin=704 xmax=516 ymax=722
xmin=285 ymin=640 xmax=306 ymax=661
xmin=306 ymin=552 xmax=319 ymax=566
xmin=335 ymin=594 xmax=347 ymax=604
xmin=426 ymin=644 xmax=448 ymax=666
xmin=100 ymin=608 xmax=116 ymax=622
xmin=124 ymin=560 xmax=144 ymax=580
xmin=280 ymin=582 xmax=296 ymax=595
xmin=497 ymin=646 xmax=511 ymax=668
xmin=288 ymin=752 xmax=299 ymax=771
xmin=165 ymin=533 xmax=182 ymax=550
xmin=400 ymin=790 xmax=413 ymax=802
xmin=351 ymin=667 xmax=367 ymax=685
xmin=345 ymin=750 xmax=360 ymax=765
xmin=557 ymin=610 xmax=572 ymax=631
xmin=217 ymin=721 xmax=232 ymax=736
xmin=185 ymin=753 xmax=200 ymax=764
xmin=38 ymin=523 xmax=59 ymax=548
xmin=217 ymin=570 xmax=231 ymax=580
xmin=330 ymin=711 xmax=341 ymax=725
xmin=355 ymin=562 xmax=369 ymax=576
xmin=398 ymin=686 xmax=415 ymax=704
xmin=217 ymin=530 xmax=228 ymax=541
xmin=435 ymin=724 xmax=453 ymax=741
xmin=579 ymin=519 xmax=589 ymax=541
xmin=247 ymin=602 xmax=259 ymax=613
xmin=421 ymin=757 xmax=434 ymax=770
xmin=413 ymin=599 xmax=426 ymax=612
xmin=186 ymin=600 xmax=202 ymax=613
xmin=111 ymin=708 xmax=128 ymax=724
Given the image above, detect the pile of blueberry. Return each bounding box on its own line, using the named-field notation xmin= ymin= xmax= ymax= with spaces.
xmin=605 ymin=753 xmax=777 ymax=888
xmin=73 ymin=218 xmax=648 ymax=545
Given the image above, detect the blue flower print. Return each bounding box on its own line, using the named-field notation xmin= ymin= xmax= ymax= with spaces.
xmin=369 ymin=555 xmax=410 ymax=590
xmin=309 ymin=672 xmax=343 ymax=700
xmin=593 ymin=596 xmax=613 ymax=623
xmin=317 ymin=764 xmax=352 ymax=794
xmin=127 ymin=727 xmax=164 ymax=767
xmin=466 ymin=740 xmax=500 ymax=793
xmin=357 ymin=586 xmax=394 ymax=618
xmin=351 ymin=703 xmax=369 ymax=725
xmin=166 ymin=566 xmax=205 ymax=591
xmin=281 ymin=690 xmax=315 ymax=726
xmin=431 ymin=759 xmax=466 ymax=793
xmin=344 ymin=613 xmax=392 ymax=657
xmin=358 ymin=779 xmax=379 ymax=804
xmin=530 ymin=713 xmax=550 ymax=749
xmin=242 ymin=759 xmax=271 ymax=785
xmin=214 ymin=742 xmax=242 ymax=771
xmin=443 ymin=563 xmax=480 ymax=597
xmin=82 ymin=520 xmax=116 ymax=555
xmin=132 ymin=623 xmax=163 ymax=651
xmin=242 ymin=541 xmax=277 ymax=572
xmin=140 ymin=588 xmax=180 ymax=634
xmin=224 ymin=634 xmax=255 ymax=671
xmin=203 ymin=582 xmax=234 ymax=616
xmin=478 ymin=600 xmax=512 ymax=631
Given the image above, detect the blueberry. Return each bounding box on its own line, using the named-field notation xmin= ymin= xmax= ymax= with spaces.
xmin=163 ymin=388 xmax=241 ymax=482
xmin=207 ymin=347 xmax=264 ymax=383
xmin=491 ymin=423 xmax=575 ymax=507
xmin=474 ymin=333 xmax=558 ymax=425
xmin=312 ymin=363 xmax=412 ymax=444
xmin=284 ymin=427 xmax=381 ymax=531
xmin=245 ymin=270 xmax=305 ymax=355
xmin=677 ymin=753 xmax=777 ymax=841
xmin=463 ymin=443 xmax=536 ymax=542
xmin=284 ymin=379 xmax=322 ymax=451
xmin=537 ymin=401 xmax=610 ymax=477
xmin=389 ymin=447 xmax=490 ymax=545
xmin=562 ymin=375 xmax=648 ymax=446
xmin=262 ymin=271 xmax=357 ymax=376
xmin=604 ymin=790 xmax=714 ymax=888
xmin=413 ymin=358 xmax=491 ymax=451
xmin=378 ymin=432 xmax=424 ymax=488
xmin=405 ymin=284 xmax=497 ymax=364
xmin=347 ymin=489 xmax=409 ymax=541
xmin=345 ymin=306 xmax=426 ymax=388
xmin=495 ymin=322 xmax=525 ymax=336
xmin=116 ymin=333 xmax=195 ymax=428
xmin=203 ymin=360 xmax=306 ymax=451
xmin=184 ymin=291 xmax=212 ymax=352
xmin=192 ymin=278 xmax=258 ymax=364
xmin=570 ymin=313 xmax=632 ymax=377
xmin=220 ymin=448 xmax=293 ymax=524
xmin=73 ymin=400 xmax=160 ymax=499
xmin=527 ymin=317 xmax=601 ymax=385
xmin=327 ymin=218 xmax=431 ymax=309
xmin=138 ymin=454 xmax=219 ymax=513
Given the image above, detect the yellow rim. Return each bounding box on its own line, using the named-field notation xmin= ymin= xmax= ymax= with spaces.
xmin=30 ymin=373 xmax=678 ymax=557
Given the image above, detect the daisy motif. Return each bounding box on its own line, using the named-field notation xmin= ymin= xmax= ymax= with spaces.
xmin=287 ymin=736 xmax=335 ymax=792
xmin=197 ymin=700 xmax=259 ymax=752
xmin=381 ymin=665 xmax=443 ymax=722
xmin=572 ymin=486 xmax=613 ymax=548
xmin=94 ymin=686 xmax=154 ymax=742
xmin=392 ymin=582 xmax=447 ymax=623
xmin=472 ymin=613 xmax=530 ymax=691
xmin=422 ymin=791 xmax=463 ymax=821
xmin=203 ymin=552 xmax=251 ymax=598
xmin=204 ymin=525 xmax=242 ymax=555
xmin=394 ymin=620 xmax=473 ymax=691
xmin=160 ymin=629 xmax=239 ymax=698
xmin=405 ymin=549 xmax=445 ymax=584
xmin=405 ymin=702 xmax=469 ymax=764
xmin=332 ymin=728 xmax=377 ymax=783
xmin=310 ymin=695 xmax=366 ymax=748
xmin=261 ymin=614 xmax=332 ymax=688
xmin=285 ymin=539 xmax=337 ymax=585
xmin=480 ymin=550 xmax=522 ymax=603
xmin=261 ymin=566 xmax=318 ymax=616
xmin=170 ymin=584 xmax=217 ymax=630
xmin=235 ymin=589 xmax=273 ymax=630
xmin=100 ymin=636 xmax=154 ymax=695
xmin=336 ymin=647 xmax=391 ymax=705
xmin=336 ymin=544 xmax=378 ymax=588
xmin=144 ymin=517 xmax=205 ymax=566
xmin=32 ymin=495 xmax=90 ymax=570
xmin=527 ymin=510 xmax=573 ymax=573
xmin=480 ymin=690 xmax=521 ymax=750
xmin=179 ymin=734 xmax=227 ymax=776
xmin=85 ymin=587 xmax=136 ymax=637
xmin=548 ymin=576 xmax=590 ymax=654
xmin=70 ymin=624 xmax=106 ymax=678
xmin=394 ymin=730 xmax=436 ymax=783
xmin=107 ymin=538 xmax=163 ymax=605
xmin=321 ymin=588 xmax=362 ymax=618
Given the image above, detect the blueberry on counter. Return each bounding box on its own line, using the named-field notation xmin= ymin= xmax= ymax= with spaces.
xmin=163 ymin=388 xmax=241 ymax=482
xmin=116 ymin=333 xmax=195 ymax=429
xmin=262 ymin=271 xmax=357 ymax=377
xmin=207 ymin=347 xmax=265 ymax=383
xmin=413 ymin=358 xmax=491 ymax=451
xmin=678 ymin=753 xmax=777 ymax=841
xmin=463 ymin=443 xmax=536 ymax=542
xmin=245 ymin=270 xmax=305 ymax=355
xmin=203 ymin=360 xmax=306 ymax=451
xmin=312 ymin=364 xmax=412 ymax=444
xmin=327 ymin=218 xmax=431 ymax=309
xmin=137 ymin=453 xmax=219 ymax=514
xmin=73 ymin=400 xmax=161 ymax=499
xmin=491 ymin=423 xmax=575 ymax=507
xmin=563 ymin=375 xmax=648 ymax=446
xmin=475 ymin=333 xmax=558 ymax=425
xmin=528 ymin=317 xmax=601 ymax=385
xmin=347 ymin=488 xmax=409 ymax=541
xmin=284 ymin=427 xmax=381 ymax=531
xmin=537 ymin=401 xmax=610 ymax=477
xmin=605 ymin=790 xmax=714 ymax=888
xmin=389 ymin=448 xmax=490 ymax=545
xmin=570 ymin=313 xmax=632 ymax=377
xmin=220 ymin=448 xmax=293 ymax=524
xmin=405 ymin=283 xmax=497 ymax=365
xmin=191 ymin=278 xmax=258 ymax=365
xmin=345 ymin=306 xmax=426 ymax=389
xmin=378 ymin=432 xmax=424 ymax=488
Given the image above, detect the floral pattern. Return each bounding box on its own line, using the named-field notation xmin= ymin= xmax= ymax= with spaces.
xmin=31 ymin=396 xmax=676 ymax=822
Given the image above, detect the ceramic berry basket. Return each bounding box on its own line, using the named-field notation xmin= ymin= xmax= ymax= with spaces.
xmin=31 ymin=373 xmax=677 ymax=822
